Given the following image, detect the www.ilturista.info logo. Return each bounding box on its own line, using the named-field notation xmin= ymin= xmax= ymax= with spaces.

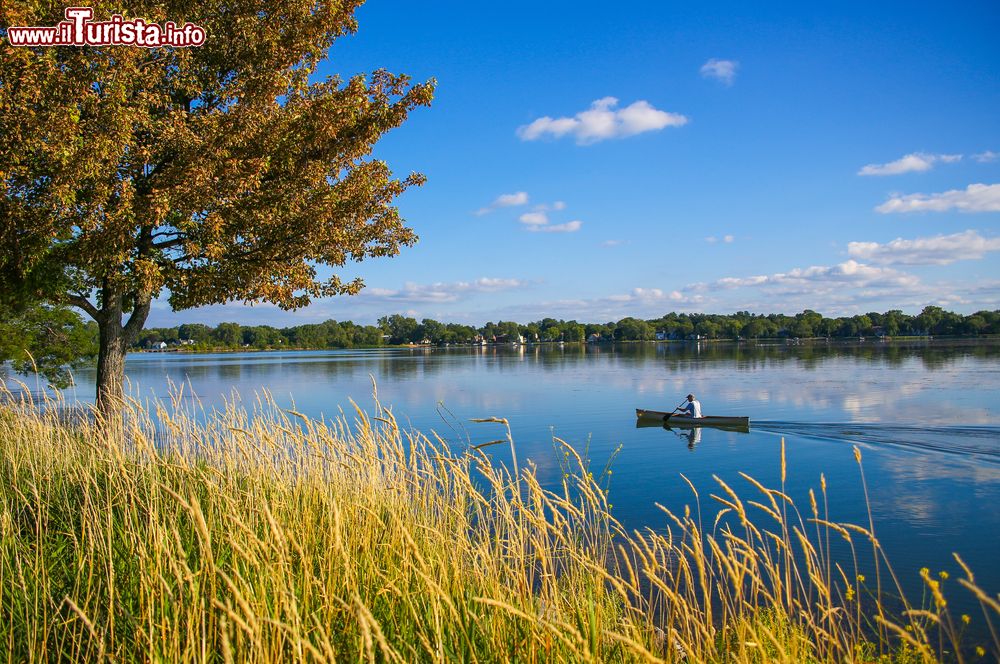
xmin=6 ymin=7 xmax=206 ymax=47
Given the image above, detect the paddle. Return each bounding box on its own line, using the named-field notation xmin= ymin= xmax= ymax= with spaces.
xmin=663 ymin=400 xmax=687 ymax=423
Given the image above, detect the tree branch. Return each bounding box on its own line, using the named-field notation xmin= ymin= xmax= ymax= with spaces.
xmin=123 ymin=295 xmax=152 ymax=346
xmin=151 ymin=229 xmax=183 ymax=239
xmin=67 ymin=294 xmax=101 ymax=321
xmin=152 ymin=238 xmax=187 ymax=250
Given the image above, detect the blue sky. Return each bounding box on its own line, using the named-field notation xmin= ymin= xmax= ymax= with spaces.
xmin=149 ymin=0 xmax=1000 ymax=327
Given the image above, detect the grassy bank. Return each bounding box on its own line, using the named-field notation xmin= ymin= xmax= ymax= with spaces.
xmin=0 ymin=391 xmax=995 ymax=662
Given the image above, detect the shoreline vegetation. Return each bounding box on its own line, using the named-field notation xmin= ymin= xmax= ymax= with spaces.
xmin=131 ymin=335 xmax=1000 ymax=356
xmin=1 ymin=390 xmax=996 ymax=662
xmin=129 ymin=307 xmax=1000 ymax=352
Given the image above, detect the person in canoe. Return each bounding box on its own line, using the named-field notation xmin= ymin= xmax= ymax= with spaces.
xmin=673 ymin=393 xmax=702 ymax=418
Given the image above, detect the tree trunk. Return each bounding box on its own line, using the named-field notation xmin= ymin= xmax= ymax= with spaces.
xmin=95 ymin=316 xmax=128 ymax=418
xmin=93 ymin=289 xmax=152 ymax=421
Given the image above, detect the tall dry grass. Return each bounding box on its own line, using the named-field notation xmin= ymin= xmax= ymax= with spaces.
xmin=0 ymin=383 xmax=996 ymax=662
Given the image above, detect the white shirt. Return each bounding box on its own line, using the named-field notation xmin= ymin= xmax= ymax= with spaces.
xmin=684 ymin=399 xmax=702 ymax=418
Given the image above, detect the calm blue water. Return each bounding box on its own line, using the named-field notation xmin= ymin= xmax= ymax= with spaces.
xmin=7 ymin=339 xmax=1000 ymax=628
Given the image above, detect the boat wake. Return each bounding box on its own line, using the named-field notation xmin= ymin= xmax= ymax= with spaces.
xmin=754 ymin=421 xmax=1000 ymax=463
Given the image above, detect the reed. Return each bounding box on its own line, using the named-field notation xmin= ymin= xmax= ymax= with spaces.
xmin=0 ymin=384 xmax=995 ymax=662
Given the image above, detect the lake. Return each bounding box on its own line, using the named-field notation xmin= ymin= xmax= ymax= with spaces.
xmin=8 ymin=339 xmax=1000 ymax=627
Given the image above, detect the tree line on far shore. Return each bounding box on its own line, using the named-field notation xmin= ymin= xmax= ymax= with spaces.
xmin=3 ymin=305 xmax=998 ymax=386
xmin=128 ymin=306 xmax=1000 ymax=350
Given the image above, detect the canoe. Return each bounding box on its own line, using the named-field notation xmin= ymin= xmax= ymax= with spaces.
xmin=635 ymin=409 xmax=750 ymax=428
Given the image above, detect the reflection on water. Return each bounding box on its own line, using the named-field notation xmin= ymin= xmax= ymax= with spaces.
xmin=4 ymin=339 xmax=999 ymax=629
xmin=666 ymin=425 xmax=702 ymax=450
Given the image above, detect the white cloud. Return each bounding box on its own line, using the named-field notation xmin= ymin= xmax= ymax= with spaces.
xmin=847 ymin=230 xmax=1000 ymax=265
xmin=637 ymin=288 xmax=693 ymax=304
xmin=700 ymin=58 xmax=739 ymax=85
xmin=705 ymin=236 xmax=717 ymax=244
xmin=706 ymin=235 xmax=734 ymax=244
xmin=475 ymin=191 xmax=529 ymax=215
xmin=784 ymin=260 xmax=918 ymax=287
xmin=518 ymin=201 xmax=580 ymax=233
xmin=695 ymin=260 xmax=919 ymax=293
xmin=708 ymin=275 xmax=766 ymax=289
xmin=876 ymin=183 xmax=1000 ymax=213
xmin=723 ymin=234 xmax=734 ymax=243
xmin=473 ymin=277 xmax=526 ymax=290
xmin=973 ymin=151 xmax=998 ymax=163
xmin=529 ymin=200 xmax=567 ymax=213
xmin=601 ymin=239 xmax=625 ymax=247
xmin=494 ymin=287 xmax=704 ymax=322
xmin=363 ymin=277 xmax=530 ymax=304
xmin=516 ymin=97 xmax=688 ymax=145
xmin=657 ymin=259 xmax=958 ymax=317
xmin=858 ymin=152 xmax=962 ymax=176
xmin=470 ymin=266 xmax=997 ymax=323
xmin=525 ymin=220 xmax=582 ymax=233
xmin=519 ymin=211 xmax=548 ymax=226
xmin=147 ymin=293 xmax=509 ymax=328
xmin=609 ymin=287 xmax=695 ymax=304
xmin=644 ymin=246 xmax=1000 ymax=315
xmin=494 ymin=192 xmax=529 ymax=207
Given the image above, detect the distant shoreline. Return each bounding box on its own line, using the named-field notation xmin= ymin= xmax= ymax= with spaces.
xmin=130 ymin=335 xmax=999 ymax=355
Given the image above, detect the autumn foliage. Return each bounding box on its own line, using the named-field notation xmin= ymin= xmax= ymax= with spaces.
xmin=0 ymin=0 xmax=434 ymax=412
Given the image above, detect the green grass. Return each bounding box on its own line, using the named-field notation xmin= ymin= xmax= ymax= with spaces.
xmin=0 ymin=387 xmax=996 ymax=662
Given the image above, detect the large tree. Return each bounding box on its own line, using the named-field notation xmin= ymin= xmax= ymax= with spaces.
xmin=0 ymin=1 xmax=434 ymax=415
